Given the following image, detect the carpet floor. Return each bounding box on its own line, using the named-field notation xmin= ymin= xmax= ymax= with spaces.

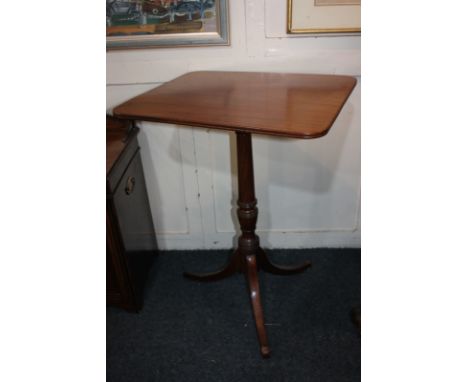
xmin=107 ymin=249 xmax=361 ymax=382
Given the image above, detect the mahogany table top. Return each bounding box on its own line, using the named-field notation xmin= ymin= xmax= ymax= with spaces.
xmin=113 ymin=71 xmax=356 ymax=139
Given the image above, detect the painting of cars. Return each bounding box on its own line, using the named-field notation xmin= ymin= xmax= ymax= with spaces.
xmin=106 ymin=0 xmax=228 ymax=49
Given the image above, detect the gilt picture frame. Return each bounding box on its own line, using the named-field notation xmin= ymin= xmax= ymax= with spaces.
xmin=107 ymin=0 xmax=229 ymax=50
xmin=287 ymin=0 xmax=360 ymax=34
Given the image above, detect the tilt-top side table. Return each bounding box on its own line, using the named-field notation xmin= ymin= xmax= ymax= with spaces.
xmin=113 ymin=71 xmax=357 ymax=358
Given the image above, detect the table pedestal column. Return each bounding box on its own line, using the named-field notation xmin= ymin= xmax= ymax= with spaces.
xmin=184 ymin=131 xmax=311 ymax=358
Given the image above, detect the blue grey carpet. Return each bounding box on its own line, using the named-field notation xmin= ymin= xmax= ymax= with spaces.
xmin=107 ymin=249 xmax=360 ymax=382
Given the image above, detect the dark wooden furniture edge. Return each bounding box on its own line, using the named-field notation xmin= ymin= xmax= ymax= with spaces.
xmin=107 ymin=116 xmax=158 ymax=312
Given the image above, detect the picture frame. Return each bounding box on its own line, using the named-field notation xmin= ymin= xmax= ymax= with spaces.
xmin=287 ymin=0 xmax=360 ymax=34
xmin=107 ymin=0 xmax=229 ymax=50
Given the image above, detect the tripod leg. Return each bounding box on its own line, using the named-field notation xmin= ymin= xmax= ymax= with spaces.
xmin=183 ymin=250 xmax=241 ymax=282
xmin=257 ymin=248 xmax=311 ymax=275
xmin=245 ymin=255 xmax=271 ymax=358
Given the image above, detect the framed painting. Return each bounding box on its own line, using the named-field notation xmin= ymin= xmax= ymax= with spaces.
xmin=287 ymin=0 xmax=360 ymax=34
xmin=107 ymin=0 xmax=229 ymax=50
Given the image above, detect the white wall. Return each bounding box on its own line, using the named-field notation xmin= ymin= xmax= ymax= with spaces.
xmin=106 ymin=0 xmax=361 ymax=250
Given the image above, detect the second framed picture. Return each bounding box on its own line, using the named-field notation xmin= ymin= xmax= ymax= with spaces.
xmin=288 ymin=0 xmax=360 ymax=34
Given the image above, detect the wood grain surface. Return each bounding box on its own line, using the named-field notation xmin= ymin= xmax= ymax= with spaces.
xmin=113 ymin=71 xmax=357 ymax=139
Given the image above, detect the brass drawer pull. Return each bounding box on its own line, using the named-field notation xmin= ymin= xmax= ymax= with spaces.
xmin=125 ymin=176 xmax=136 ymax=195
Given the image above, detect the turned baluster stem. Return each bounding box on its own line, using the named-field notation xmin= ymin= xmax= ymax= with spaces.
xmin=236 ymin=132 xmax=259 ymax=257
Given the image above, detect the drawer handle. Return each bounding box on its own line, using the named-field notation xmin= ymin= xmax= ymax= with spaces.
xmin=125 ymin=176 xmax=136 ymax=195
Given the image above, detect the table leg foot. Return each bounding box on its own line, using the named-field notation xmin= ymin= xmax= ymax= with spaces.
xmin=257 ymin=248 xmax=311 ymax=275
xmin=183 ymin=251 xmax=241 ymax=282
xmin=260 ymin=346 xmax=271 ymax=358
xmin=245 ymin=255 xmax=270 ymax=358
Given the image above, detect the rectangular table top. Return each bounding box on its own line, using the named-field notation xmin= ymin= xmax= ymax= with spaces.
xmin=113 ymin=71 xmax=356 ymax=139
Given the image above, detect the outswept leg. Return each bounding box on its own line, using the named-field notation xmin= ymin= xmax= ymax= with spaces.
xmin=245 ymin=255 xmax=271 ymax=358
xmin=183 ymin=250 xmax=241 ymax=282
xmin=257 ymin=247 xmax=311 ymax=275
